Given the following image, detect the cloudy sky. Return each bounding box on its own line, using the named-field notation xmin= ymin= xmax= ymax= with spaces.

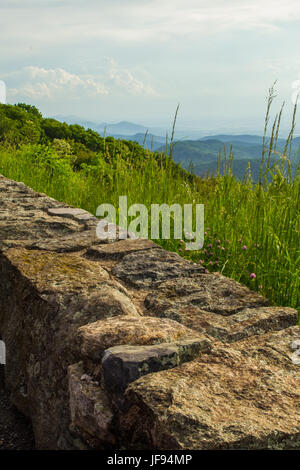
xmin=1 ymin=0 xmax=300 ymax=134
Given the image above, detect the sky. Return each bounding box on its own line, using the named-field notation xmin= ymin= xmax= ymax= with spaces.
xmin=1 ymin=0 xmax=300 ymax=135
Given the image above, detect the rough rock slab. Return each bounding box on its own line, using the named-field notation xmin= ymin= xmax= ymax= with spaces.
xmin=26 ymin=230 xmax=105 ymax=253
xmin=112 ymin=249 xmax=206 ymax=288
xmin=153 ymin=306 xmax=297 ymax=343
xmin=0 ymin=215 xmax=83 ymax=242
xmin=145 ymin=275 xmax=270 ymax=319
xmin=2 ymin=248 xmax=139 ymax=324
xmin=78 ymin=315 xmax=202 ymax=361
xmin=233 ymin=325 xmax=300 ymax=369
xmin=0 ymin=196 xmax=68 ymax=212
xmin=47 ymin=207 xmax=97 ymax=223
xmin=3 ymin=248 xmax=109 ymax=294
xmin=68 ymin=362 xmax=114 ymax=448
xmin=102 ymin=338 xmax=211 ymax=394
xmin=120 ymin=344 xmax=300 ymax=450
xmin=87 ymin=239 xmax=160 ymax=260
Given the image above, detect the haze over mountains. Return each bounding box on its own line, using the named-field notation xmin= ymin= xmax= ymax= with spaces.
xmin=55 ymin=115 xmax=300 ymax=181
xmin=169 ymin=136 xmax=300 ymax=180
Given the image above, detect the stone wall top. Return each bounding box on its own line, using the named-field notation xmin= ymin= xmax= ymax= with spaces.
xmin=0 ymin=174 xmax=299 ymax=450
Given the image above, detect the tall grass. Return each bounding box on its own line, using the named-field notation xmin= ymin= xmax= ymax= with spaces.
xmin=0 ymin=95 xmax=299 ymax=314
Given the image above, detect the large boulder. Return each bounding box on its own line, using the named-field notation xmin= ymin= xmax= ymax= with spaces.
xmin=119 ymin=332 xmax=300 ymax=449
xmin=78 ymin=315 xmax=204 ymax=361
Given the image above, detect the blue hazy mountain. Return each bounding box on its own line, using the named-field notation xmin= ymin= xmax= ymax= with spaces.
xmin=54 ymin=116 xmax=149 ymax=136
xmin=199 ymin=134 xmax=266 ymax=144
xmin=54 ymin=115 xmax=299 ymax=180
xmin=102 ymin=121 xmax=149 ymax=135
xmin=164 ymin=137 xmax=299 ymax=180
xmin=54 ymin=115 xmax=166 ymax=149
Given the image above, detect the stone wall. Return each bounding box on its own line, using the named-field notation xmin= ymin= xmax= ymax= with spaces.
xmin=0 ymin=174 xmax=299 ymax=450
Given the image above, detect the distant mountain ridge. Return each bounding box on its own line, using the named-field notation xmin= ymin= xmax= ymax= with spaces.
xmin=54 ymin=115 xmax=168 ymax=149
xmin=199 ymin=134 xmax=265 ymax=144
xmin=54 ymin=116 xmax=149 ymax=136
xmin=53 ymin=115 xmax=299 ymax=180
xmin=165 ymin=137 xmax=299 ymax=181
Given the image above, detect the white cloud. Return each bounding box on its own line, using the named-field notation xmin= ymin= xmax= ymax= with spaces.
xmin=6 ymin=66 xmax=108 ymax=100
xmin=4 ymin=62 xmax=157 ymax=102
xmin=104 ymin=58 xmax=157 ymax=96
